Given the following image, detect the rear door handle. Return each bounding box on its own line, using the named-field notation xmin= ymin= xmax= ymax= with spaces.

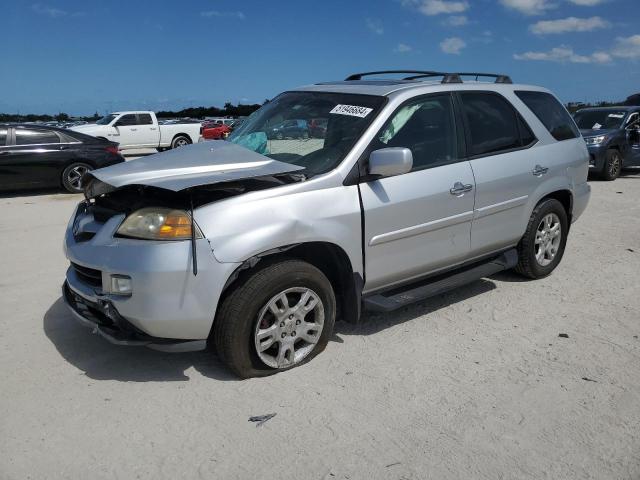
xmin=130 ymin=128 xmax=138 ymax=131
xmin=450 ymin=182 xmax=473 ymax=195
xmin=532 ymin=165 xmax=549 ymax=176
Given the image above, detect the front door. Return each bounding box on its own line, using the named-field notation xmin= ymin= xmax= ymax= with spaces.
xmin=360 ymin=93 xmax=475 ymax=292
xmin=113 ymin=113 xmax=140 ymax=148
xmin=624 ymin=112 xmax=640 ymax=166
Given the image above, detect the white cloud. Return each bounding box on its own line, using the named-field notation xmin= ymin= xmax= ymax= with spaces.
xmin=530 ymin=16 xmax=610 ymax=34
xmin=403 ymin=0 xmax=469 ymax=16
xmin=514 ymin=45 xmax=611 ymax=63
xmin=366 ymin=18 xmax=384 ymax=35
xmin=395 ymin=43 xmax=413 ymax=53
xmin=32 ymin=3 xmax=67 ymax=18
xmin=442 ymin=15 xmax=468 ymax=26
xmin=499 ymin=0 xmax=555 ymax=15
xmin=567 ymin=0 xmax=606 ymax=5
xmin=440 ymin=37 xmax=467 ymax=54
xmin=611 ymin=35 xmax=640 ymax=59
xmin=200 ymin=10 xmax=245 ymax=19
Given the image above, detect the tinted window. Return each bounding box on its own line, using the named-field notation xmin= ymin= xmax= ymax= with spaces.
xmin=518 ymin=116 xmax=536 ymax=146
xmin=0 ymin=128 xmax=7 ymax=146
xmin=459 ymin=92 xmax=522 ymax=156
xmin=117 ymin=114 xmax=137 ymax=126
xmin=138 ymin=114 xmax=153 ymax=125
xmin=15 ymin=129 xmax=60 ymax=145
xmin=516 ymin=91 xmax=579 ymax=141
xmin=376 ymin=94 xmax=457 ymax=170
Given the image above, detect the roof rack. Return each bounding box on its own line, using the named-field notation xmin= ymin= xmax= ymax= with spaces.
xmin=344 ymin=70 xmax=512 ymax=84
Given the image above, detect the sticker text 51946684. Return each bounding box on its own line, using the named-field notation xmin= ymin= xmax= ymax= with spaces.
xmin=330 ymin=104 xmax=373 ymax=118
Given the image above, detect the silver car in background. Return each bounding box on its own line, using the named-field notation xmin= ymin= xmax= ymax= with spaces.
xmin=63 ymin=70 xmax=590 ymax=378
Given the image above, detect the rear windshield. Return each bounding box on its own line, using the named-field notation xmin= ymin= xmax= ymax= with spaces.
xmin=515 ymin=91 xmax=579 ymax=141
xmin=228 ymin=91 xmax=386 ymax=177
xmin=573 ymin=109 xmax=627 ymax=130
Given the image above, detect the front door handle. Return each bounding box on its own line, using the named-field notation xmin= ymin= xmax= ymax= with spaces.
xmin=532 ymin=165 xmax=549 ymax=176
xmin=450 ymin=182 xmax=473 ymax=195
xmin=130 ymin=128 xmax=138 ymax=131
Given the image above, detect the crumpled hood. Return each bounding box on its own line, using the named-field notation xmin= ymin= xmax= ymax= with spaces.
xmin=86 ymin=141 xmax=304 ymax=193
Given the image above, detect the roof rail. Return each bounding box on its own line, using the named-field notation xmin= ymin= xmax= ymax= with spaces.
xmin=345 ymin=70 xmax=445 ymax=81
xmin=345 ymin=70 xmax=512 ymax=84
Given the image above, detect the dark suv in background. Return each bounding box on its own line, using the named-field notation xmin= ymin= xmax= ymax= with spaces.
xmin=574 ymin=106 xmax=640 ymax=180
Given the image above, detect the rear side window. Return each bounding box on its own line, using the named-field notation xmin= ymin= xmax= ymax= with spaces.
xmin=515 ymin=91 xmax=579 ymax=141
xmin=138 ymin=114 xmax=153 ymax=125
xmin=15 ymin=129 xmax=60 ymax=145
xmin=0 ymin=128 xmax=7 ymax=146
xmin=459 ymin=92 xmax=530 ymax=156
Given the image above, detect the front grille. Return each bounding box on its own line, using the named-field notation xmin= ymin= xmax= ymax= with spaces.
xmin=71 ymin=262 xmax=102 ymax=288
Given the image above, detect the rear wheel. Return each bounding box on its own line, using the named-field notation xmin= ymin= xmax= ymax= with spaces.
xmin=171 ymin=135 xmax=190 ymax=149
xmin=515 ymin=198 xmax=568 ymax=279
xmin=61 ymin=162 xmax=92 ymax=193
xmin=600 ymin=149 xmax=622 ymax=181
xmin=212 ymin=260 xmax=336 ymax=378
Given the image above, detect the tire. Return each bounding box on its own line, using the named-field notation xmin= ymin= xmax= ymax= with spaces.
xmin=212 ymin=260 xmax=336 ymax=378
xmin=514 ymin=198 xmax=568 ymax=279
xmin=276 ymin=132 xmax=284 ymax=140
xmin=600 ymin=149 xmax=622 ymax=181
xmin=302 ymin=131 xmax=309 ymax=140
xmin=171 ymin=135 xmax=190 ymax=149
xmin=61 ymin=162 xmax=92 ymax=193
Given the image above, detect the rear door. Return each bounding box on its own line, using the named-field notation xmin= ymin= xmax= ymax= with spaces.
xmin=135 ymin=113 xmax=159 ymax=147
xmin=360 ymin=93 xmax=476 ymax=292
xmin=457 ymin=91 xmax=539 ymax=256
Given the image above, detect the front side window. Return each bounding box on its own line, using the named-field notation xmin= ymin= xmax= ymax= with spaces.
xmin=0 ymin=128 xmax=7 ymax=146
xmin=459 ymin=92 xmax=523 ymax=156
xmin=117 ymin=114 xmax=138 ymax=126
xmin=374 ymin=94 xmax=458 ymax=171
xmin=516 ymin=91 xmax=580 ymax=140
xmin=228 ymin=92 xmax=385 ymax=177
xmin=96 ymin=114 xmax=117 ymax=125
xmin=15 ymin=129 xmax=60 ymax=145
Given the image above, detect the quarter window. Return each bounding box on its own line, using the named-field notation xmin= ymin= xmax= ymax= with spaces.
xmin=15 ymin=129 xmax=60 ymax=145
xmin=515 ymin=91 xmax=579 ymax=141
xmin=459 ymin=92 xmax=524 ymax=156
xmin=376 ymin=94 xmax=458 ymax=171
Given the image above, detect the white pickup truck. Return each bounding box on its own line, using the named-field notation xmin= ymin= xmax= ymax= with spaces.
xmin=70 ymin=111 xmax=202 ymax=151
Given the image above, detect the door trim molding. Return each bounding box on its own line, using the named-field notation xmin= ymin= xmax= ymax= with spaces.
xmin=473 ymin=195 xmax=528 ymax=220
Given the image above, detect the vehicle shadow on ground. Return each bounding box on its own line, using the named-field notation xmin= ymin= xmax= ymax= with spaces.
xmin=43 ymin=297 xmax=239 ymax=382
xmin=335 ymin=279 xmax=496 ymax=337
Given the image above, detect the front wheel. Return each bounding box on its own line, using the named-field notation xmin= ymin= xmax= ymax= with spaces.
xmin=600 ymin=149 xmax=622 ymax=181
xmin=212 ymin=260 xmax=336 ymax=378
xmin=61 ymin=162 xmax=92 ymax=193
xmin=514 ymin=198 xmax=568 ymax=279
xmin=171 ymin=135 xmax=190 ymax=149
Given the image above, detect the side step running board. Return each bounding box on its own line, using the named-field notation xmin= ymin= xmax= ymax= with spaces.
xmin=363 ymin=249 xmax=518 ymax=313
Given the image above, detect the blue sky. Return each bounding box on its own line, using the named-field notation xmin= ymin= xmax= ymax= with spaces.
xmin=2 ymin=0 xmax=639 ymax=115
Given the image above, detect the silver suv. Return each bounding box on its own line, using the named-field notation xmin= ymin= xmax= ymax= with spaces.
xmin=63 ymin=70 xmax=591 ymax=378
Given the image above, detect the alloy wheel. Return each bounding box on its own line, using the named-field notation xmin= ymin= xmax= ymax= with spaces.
xmin=254 ymin=287 xmax=325 ymax=369
xmin=67 ymin=165 xmax=90 ymax=190
xmin=608 ymin=152 xmax=621 ymax=178
xmin=534 ymin=213 xmax=561 ymax=267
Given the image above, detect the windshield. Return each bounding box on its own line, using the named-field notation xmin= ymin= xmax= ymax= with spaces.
xmin=227 ymin=92 xmax=385 ymax=177
xmin=574 ymin=110 xmax=627 ymax=130
xmin=96 ymin=114 xmax=118 ymax=125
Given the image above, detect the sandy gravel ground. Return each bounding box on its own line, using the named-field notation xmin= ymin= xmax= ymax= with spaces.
xmin=1 ymin=171 xmax=639 ymax=480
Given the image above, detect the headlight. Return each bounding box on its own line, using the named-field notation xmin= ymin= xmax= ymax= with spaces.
xmin=585 ymin=135 xmax=606 ymax=145
xmin=116 ymin=207 xmax=203 ymax=241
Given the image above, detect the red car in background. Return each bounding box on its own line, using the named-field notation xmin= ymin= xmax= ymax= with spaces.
xmin=202 ymin=122 xmax=232 ymax=140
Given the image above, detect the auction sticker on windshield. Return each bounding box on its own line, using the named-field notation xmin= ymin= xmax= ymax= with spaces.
xmin=330 ymin=104 xmax=373 ymax=118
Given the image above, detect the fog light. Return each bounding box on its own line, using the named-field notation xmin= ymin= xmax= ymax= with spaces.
xmin=110 ymin=275 xmax=132 ymax=295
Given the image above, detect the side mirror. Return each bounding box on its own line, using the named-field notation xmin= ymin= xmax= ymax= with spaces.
xmin=368 ymin=147 xmax=413 ymax=178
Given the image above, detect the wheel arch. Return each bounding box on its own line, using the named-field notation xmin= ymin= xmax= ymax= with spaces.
xmin=219 ymin=241 xmax=362 ymax=325
xmin=171 ymin=133 xmax=193 ymax=147
xmin=538 ymin=189 xmax=573 ymax=223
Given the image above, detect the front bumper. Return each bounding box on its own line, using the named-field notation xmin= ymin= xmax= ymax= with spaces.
xmin=586 ymin=145 xmax=607 ymax=171
xmin=63 ymin=203 xmax=240 ymax=341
